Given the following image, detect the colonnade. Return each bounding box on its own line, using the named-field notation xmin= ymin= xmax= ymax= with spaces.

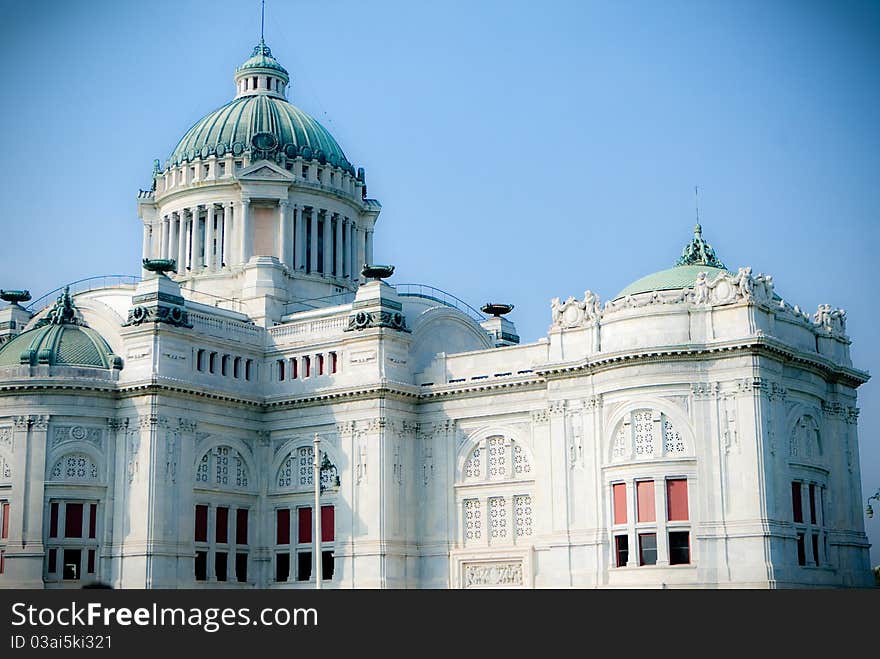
xmin=144 ymin=199 xmax=373 ymax=280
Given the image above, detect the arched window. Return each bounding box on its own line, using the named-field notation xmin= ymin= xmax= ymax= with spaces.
xmin=277 ymin=446 xmax=336 ymax=491
xmin=611 ymin=409 xmax=688 ymax=462
xmin=462 ymin=436 xmax=532 ymax=483
xmin=195 ymin=446 xmax=250 ymax=490
xmin=50 ymin=453 xmax=99 ymax=483
xmin=790 ymin=415 xmax=821 ymax=460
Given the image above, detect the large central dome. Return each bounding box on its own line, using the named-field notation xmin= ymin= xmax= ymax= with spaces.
xmin=166 ymin=39 xmax=353 ymax=174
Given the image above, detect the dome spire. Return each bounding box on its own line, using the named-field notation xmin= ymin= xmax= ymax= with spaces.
xmin=676 ymin=223 xmax=726 ymax=269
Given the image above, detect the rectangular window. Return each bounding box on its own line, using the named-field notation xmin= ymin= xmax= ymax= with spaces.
xmin=612 ymin=483 xmax=627 ymax=525
xmin=291 ymin=358 xmax=298 ymax=379
xmin=792 ymin=482 xmax=803 ymax=523
xmin=245 ymin=360 xmax=253 ymax=381
xmin=63 ymin=548 xmax=81 ymax=580
xmin=321 ymin=505 xmax=334 ymax=542
xmin=809 ymin=484 xmax=817 ymax=524
xmin=638 ymin=533 xmax=657 ymax=566
xmin=195 ymin=551 xmax=207 ymax=581
xmin=88 ymin=503 xmax=97 ymax=539
xmin=236 ymin=553 xmax=248 ymax=583
xmin=812 ymin=534 xmax=820 ymax=567
xmin=330 ymin=352 xmax=338 ymax=374
xmin=87 ymin=549 xmax=96 ymax=574
xmin=636 ymin=481 xmax=655 ymax=523
xmin=277 ymin=359 xmax=285 ymax=381
xmin=1 ymin=502 xmax=8 ymax=539
xmin=65 ymin=503 xmax=83 ymax=538
xmin=209 ymin=353 xmax=217 ymax=374
xmin=236 ymin=509 xmax=249 ymax=545
xmin=275 ymin=553 xmax=290 ymax=582
xmin=297 ymin=551 xmax=312 ymax=581
xmin=276 ymin=508 xmax=290 ymax=545
xmin=317 ymin=354 xmax=325 ymax=375
xmin=216 ymin=506 xmax=228 ymax=544
xmin=233 ymin=357 xmax=241 ymax=378
xmin=322 ymin=550 xmax=334 ymax=580
xmin=666 ymin=478 xmax=689 ymax=521
xmin=615 ymin=534 xmax=629 ymax=567
xmin=303 ymin=356 xmax=311 ymax=378
xmin=194 ymin=505 xmax=208 ymax=543
xmin=215 ymin=552 xmax=228 ymax=582
xmin=49 ymin=502 xmax=59 ymax=538
xmin=298 ymin=507 xmax=312 ymax=544
xmin=47 ymin=548 xmax=57 ymax=574
xmin=668 ymin=531 xmax=690 ymax=565
xmin=796 ymin=533 xmax=806 ymax=566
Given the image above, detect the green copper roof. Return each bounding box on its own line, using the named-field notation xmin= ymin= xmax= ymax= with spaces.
xmin=0 ymin=289 xmax=122 ymax=370
xmin=168 ymin=94 xmax=351 ymax=172
xmin=614 ymin=225 xmax=730 ymax=299
xmin=615 ymin=265 xmax=730 ymax=299
xmin=236 ymin=39 xmax=288 ymax=77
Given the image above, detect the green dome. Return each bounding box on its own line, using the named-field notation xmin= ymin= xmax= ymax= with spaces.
xmin=0 ymin=289 xmax=122 ymax=370
xmin=615 ymin=265 xmax=729 ymax=299
xmin=168 ymin=94 xmax=351 ymax=172
xmin=236 ymin=39 xmax=289 ymax=77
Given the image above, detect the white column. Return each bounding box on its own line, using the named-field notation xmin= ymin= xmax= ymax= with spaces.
xmin=161 ymin=216 xmax=170 ymax=258
xmin=204 ymin=206 xmax=214 ymax=271
xmin=334 ymin=215 xmax=343 ymax=277
xmin=356 ymin=225 xmax=366 ymax=280
xmin=186 ymin=208 xmax=195 ymax=270
xmin=309 ymin=207 xmax=318 ymax=274
xmin=279 ymin=200 xmax=291 ymax=267
xmin=293 ymin=205 xmax=304 ymax=270
xmin=176 ymin=211 xmax=186 ymax=275
xmin=142 ymin=223 xmax=151 ymax=261
xmin=365 ymin=228 xmax=374 ymax=266
xmin=347 ymin=221 xmax=355 ymax=280
xmin=222 ymin=202 xmax=232 ymax=267
xmin=322 ymin=211 xmax=333 ymax=276
xmin=241 ymin=198 xmax=252 ymax=263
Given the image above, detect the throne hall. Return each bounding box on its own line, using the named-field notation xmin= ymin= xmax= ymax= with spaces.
xmin=0 ymin=38 xmax=871 ymax=588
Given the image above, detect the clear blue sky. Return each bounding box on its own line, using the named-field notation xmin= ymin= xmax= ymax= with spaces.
xmin=1 ymin=0 xmax=878 ymax=567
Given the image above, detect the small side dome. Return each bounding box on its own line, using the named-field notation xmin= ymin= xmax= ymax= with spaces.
xmin=0 ymin=288 xmax=122 ymax=370
xmin=614 ymin=224 xmax=730 ymax=299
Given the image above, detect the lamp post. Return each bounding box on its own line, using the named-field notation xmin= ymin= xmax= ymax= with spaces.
xmin=313 ymin=433 xmax=322 ymax=590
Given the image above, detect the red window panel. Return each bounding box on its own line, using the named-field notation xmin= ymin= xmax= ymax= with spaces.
xmin=49 ymin=502 xmax=59 ymax=538
xmin=809 ymin=484 xmax=817 ymax=524
xmin=291 ymin=358 xmax=298 ymax=379
xmin=303 ymin=356 xmax=311 ymax=378
xmin=194 ymin=505 xmax=208 ymax=543
xmin=321 ymin=505 xmax=334 ymax=542
xmin=87 ymin=549 xmax=96 ymax=574
xmin=276 ymin=509 xmax=290 ymax=545
xmin=317 ymin=354 xmax=325 ymax=375
xmin=298 ymin=507 xmax=312 ymax=544
xmin=636 ymin=481 xmax=655 ymax=523
xmin=236 ymin=509 xmax=249 ymax=545
xmin=666 ymin=479 xmax=689 ymax=521
xmin=1 ymin=502 xmax=8 ymax=539
xmin=216 ymin=506 xmax=229 ymax=544
xmin=65 ymin=503 xmax=83 ymax=538
xmin=330 ymin=352 xmax=338 ymax=374
xmin=88 ymin=503 xmax=97 ymax=539
xmin=792 ymin=482 xmax=803 ymax=523
xmin=612 ymin=483 xmax=627 ymax=525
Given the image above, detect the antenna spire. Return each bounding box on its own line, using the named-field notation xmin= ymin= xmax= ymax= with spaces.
xmin=261 ymin=1 xmax=265 ymax=41
xmin=694 ymin=185 xmax=700 ymax=226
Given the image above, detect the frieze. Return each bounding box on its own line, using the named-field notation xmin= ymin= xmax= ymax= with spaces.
xmin=463 ymin=561 xmax=524 ymax=588
xmin=125 ymin=304 xmax=192 ymax=328
xmin=345 ymin=310 xmax=409 ymax=332
xmin=691 ymin=382 xmax=719 ymax=399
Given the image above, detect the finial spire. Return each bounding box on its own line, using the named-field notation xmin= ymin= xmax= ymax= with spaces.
xmin=694 ymin=185 xmax=700 ymax=226
xmin=261 ymin=1 xmax=265 ymax=42
xmin=675 ymin=221 xmax=726 ymax=269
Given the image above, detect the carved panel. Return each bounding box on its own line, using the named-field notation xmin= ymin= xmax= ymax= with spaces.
xmin=463 ymin=561 xmax=523 ymax=588
xmin=52 ymin=425 xmax=104 ymax=451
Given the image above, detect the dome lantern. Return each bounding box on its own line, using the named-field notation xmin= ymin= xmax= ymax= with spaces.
xmin=234 ymin=38 xmax=290 ymax=100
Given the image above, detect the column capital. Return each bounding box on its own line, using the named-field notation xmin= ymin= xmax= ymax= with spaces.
xmin=279 ymin=199 xmax=290 ymax=209
xmin=241 ymin=197 xmax=251 ymax=205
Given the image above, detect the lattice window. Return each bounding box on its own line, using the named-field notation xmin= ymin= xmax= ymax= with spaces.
xmin=465 ymin=448 xmax=481 ymax=480
xmin=513 ymin=443 xmax=531 ymax=476
xmin=613 ymin=425 xmax=628 ymax=460
xmin=489 ymin=497 xmax=507 ymax=540
xmin=633 ymin=411 xmax=654 ymax=456
xmin=196 ymin=454 xmax=209 ymax=483
xmin=50 ymin=453 xmax=98 ymax=482
xmin=278 ymin=455 xmax=294 ymax=488
xmin=514 ymin=495 xmax=533 ymax=538
xmin=663 ymin=417 xmax=685 ymax=454
xmin=464 ymin=499 xmax=481 ymax=543
xmin=235 ymin=455 xmax=249 ymax=488
xmin=215 ymin=447 xmax=229 ymax=486
xmin=298 ymin=447 xmax=313 ymax=488
xmin=488 ymin=437 xmax=507 ymax=480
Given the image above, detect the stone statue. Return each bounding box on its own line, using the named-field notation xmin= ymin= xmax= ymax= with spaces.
xmin=693 ymin=272 xmax=710 ymax=304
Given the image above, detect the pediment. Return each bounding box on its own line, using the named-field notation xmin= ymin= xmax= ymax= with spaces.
xmin=238 ymin=160 xmax=293 ymax=181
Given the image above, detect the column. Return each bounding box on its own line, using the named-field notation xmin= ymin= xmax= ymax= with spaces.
xmin=365 ymin=228 xmax=374 ymax=266
xmin=161 ymin=216 xmax=170 ymax=259
xmin=241 ymin=197 xmax=252 ymax=263
xmin=204 ymin=206 xmax=214 ymax=271
xmin=293 ymin=205 xmax=303 ymax=270
xmin=222 ymin=202 xmax=232 ymax=267
xmin=322 ymin=211 xmax=333 ymax=276
xmin=142 ymin=223 xmax=151 ymax=261
xmin=176 ymin=211 xmax=186 ymax=275
xmin=279 ymin=200 xmax=291 ymax=267
xmin=335 ymin=215 xmax=343 ymax=277
xmin=347 ymin=221 xmax=355 ymax=280
xmin=356 ymin=224 xmax=366 ymax=280
xmin=186 ymin=208 xmax=195 ymax=270
xmin=309 ymin=207 xmax=318 ymax=274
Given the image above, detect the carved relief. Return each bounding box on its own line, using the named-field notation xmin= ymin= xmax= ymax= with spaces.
xmin=52 ymin=425 xmax=104 ymax=451
xmin=463 ymin=561 xmax=524 ymax=588
xmin=550 ymin=290 xmax=601 ymax=329
xmin=0 ymin=426 xmax=11 ymax=451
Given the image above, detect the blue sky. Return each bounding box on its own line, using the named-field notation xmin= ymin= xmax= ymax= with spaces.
xmin=1 ymin=0 xmax=878 ymax=567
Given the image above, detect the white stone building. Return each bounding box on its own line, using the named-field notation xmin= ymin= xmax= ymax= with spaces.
xmin=0 ymin=39 xmax=872 ymax=588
